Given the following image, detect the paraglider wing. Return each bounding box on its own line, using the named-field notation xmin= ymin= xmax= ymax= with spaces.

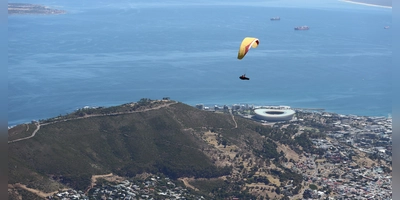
xmin=237 ymin=37 xmax=259 ymax=60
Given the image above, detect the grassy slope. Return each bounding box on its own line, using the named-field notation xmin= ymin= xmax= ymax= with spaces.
xmin=8 ymin=103 xmax=236 ymax=190
xmin=8 ymin=123 xmax=36 ymax=141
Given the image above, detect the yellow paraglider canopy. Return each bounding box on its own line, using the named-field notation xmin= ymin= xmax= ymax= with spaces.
xmin=237 ymin=37 xmax=260 ymax=60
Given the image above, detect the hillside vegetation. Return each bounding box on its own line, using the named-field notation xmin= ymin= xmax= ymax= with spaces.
xmin=9 ymin=99 xmax=312 ymax=199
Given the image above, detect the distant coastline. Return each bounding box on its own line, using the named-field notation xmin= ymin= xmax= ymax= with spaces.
xmin=8 ymin=3 xmax=391 ymax=129
xmin=339 ymin=0 xmax=392 ymax=8
xmin=8 ymin=3 xmax=66 ymax=15
xmin=8 ymin=100 xmax=391 ymax=129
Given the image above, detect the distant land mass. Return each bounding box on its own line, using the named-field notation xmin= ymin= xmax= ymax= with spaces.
xmin=8 ymin=99 xmax=391 ymax=199
xmin=8 ymin=3 xmax=66 ymax=15
xmin=343 ymin=0 xmax=392 ymax=7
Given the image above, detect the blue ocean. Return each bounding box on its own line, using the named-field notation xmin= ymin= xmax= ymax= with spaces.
xmin=8 ymin=0 xmax=392 ymax=127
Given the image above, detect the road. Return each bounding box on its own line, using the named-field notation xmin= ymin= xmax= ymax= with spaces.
xmin=8 ymin=123 xmax=40 ymax=144
xmin=229 ymin=109 xmax=238 ymax=129
xmin=179 ymin=178 xmax=199 ymax=191
xmin=9 ymin=183 xmax=68 ymax=199
xmin=85 ymin=173 xmax=114 ymax=194
xmin=8 ymin=102 xmax=177 ymax=144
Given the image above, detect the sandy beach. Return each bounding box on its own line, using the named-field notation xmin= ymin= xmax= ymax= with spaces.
xmin=339 ymin=0 xmax=392 ymax=8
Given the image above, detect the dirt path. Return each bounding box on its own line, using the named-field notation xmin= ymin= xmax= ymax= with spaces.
xmin=229 ymin=109 xmax=238 ymax=129
xmin=179 ymin=178 xmax=199 ymax=191
xmin=91 ymin=173 xmax=114 ymax=185
xmin=8 ymin=123 xmax=40 ymax=144
xmin=85 ymin=173 xmax=125 ymax=194
xmin=8 ymin=102 xmax=177 ymax=144
xmin=9 ymin=183 xmax=67 ymax=198
xmin=10 ymin=174 xmax=121 ymax=198
xmin=80 ymin=102 xmax=177 ymax=119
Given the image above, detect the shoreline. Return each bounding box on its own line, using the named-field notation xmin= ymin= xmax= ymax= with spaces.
xmin=8 ymin=103 xmax=391 ymax=129
xmin=339 ymin=0 xmax=392 ymax=9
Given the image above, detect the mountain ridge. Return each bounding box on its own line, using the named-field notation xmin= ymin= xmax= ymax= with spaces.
xmin=8 ymin=99 xmax=324 ymax=199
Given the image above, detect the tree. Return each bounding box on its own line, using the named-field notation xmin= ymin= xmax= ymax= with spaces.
xmin=281 ymin=196 xmax=290 ymax=200
xmin=303 ymin=189 xmax=312 ymax=199
xmin=275 ymin=187 xmax=281 ymax=194
xmin=138 ymin=98 xmax=152 ymax=105
xmin=309 ymin=184 xmax=317 ymax=190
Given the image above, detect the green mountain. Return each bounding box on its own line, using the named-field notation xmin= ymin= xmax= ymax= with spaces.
xmin=8 ymin=99 xmax=310 ymax=199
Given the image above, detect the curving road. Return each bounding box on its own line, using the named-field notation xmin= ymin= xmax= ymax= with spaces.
xmin=8 ymin=123 xmax=40 ymax=144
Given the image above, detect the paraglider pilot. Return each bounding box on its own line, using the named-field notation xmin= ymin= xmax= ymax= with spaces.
xmin=239 ymin=74 xmax=250 ymax=80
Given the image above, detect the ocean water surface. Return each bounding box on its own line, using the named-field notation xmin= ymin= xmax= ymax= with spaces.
xmin=8 ymin=0 xmax=391 ymax=126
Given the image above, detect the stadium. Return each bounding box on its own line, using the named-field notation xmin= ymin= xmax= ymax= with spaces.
xmin=254 ymin=109 xmax=296 ymax=121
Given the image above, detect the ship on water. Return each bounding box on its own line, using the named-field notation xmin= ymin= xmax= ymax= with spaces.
xmin=270 ymin=17 xmax=280 ymax=20
xmin=294 ymin=26 xmax=309 ymax=30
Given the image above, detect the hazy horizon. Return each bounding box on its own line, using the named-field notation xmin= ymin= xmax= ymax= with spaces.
xmin=345 ymin=0 xmax=391 ymax=7
xmin=8 ymin=0 xmax=392 ymax=127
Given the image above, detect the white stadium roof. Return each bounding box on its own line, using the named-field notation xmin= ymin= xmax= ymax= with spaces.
xmin=254 ymin=109 xmax=295 ymax=121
